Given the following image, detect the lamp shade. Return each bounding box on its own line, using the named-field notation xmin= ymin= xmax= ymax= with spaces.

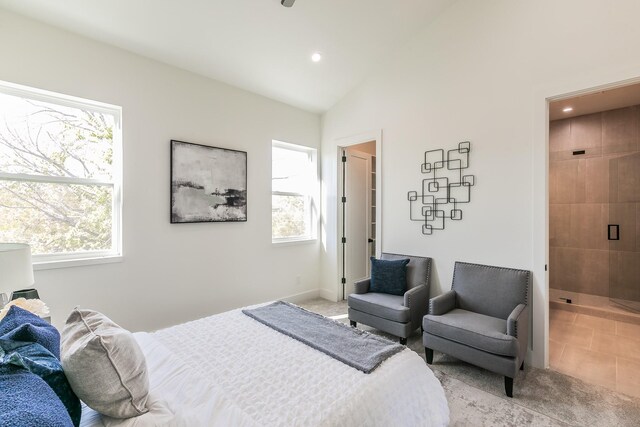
xmin=0 ymin=243 xmax=34 ymax=296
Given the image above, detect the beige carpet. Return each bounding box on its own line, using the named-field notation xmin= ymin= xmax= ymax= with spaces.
xmin=435 ymin=370 xmax=569 ymax=426
xmin=297 ymin=298 xmax=640 ymax=427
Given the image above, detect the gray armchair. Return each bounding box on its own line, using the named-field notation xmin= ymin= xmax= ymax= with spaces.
xmin=348 ymin=253 xmax=432 ymax=345
xmin=423 ymin=262 xmax=530 ymax=397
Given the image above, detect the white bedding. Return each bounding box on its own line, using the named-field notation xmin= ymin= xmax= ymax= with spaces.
xmin=81 ymin=306 xmax=449 ymax=426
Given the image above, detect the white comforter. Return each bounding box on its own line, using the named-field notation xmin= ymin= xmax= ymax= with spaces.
xmin=81 ymin=306 xmax=449 ymax=426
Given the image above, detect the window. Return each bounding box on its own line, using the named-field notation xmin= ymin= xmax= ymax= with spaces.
xmin=272 ymin=141 xmax=317 ymax=243
xmin=0 ymin=81 xmax=122 ymax=266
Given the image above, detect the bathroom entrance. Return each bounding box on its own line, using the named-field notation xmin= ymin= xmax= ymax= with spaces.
xmin=549 ymin=83 xmax=640 ymax=318
xmin=547 ymin=81 xmax=640 ymax=398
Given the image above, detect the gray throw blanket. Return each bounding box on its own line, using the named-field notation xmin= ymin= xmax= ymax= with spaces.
xmin=242 ymin=301 xmax=404 ymax=373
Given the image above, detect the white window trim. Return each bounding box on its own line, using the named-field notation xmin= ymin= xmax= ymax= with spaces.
xmin=0 ymin=80 xmax=123 ymax=269
xmin=271 ymin=140 xmax=318 ymax=244
xmin=272 ymin=237 xmax=317 ymax=246
xmin=0 ymin=172 xmax=113 ymax=187
xmin=33 ymin=254 xmax=123 ymax=270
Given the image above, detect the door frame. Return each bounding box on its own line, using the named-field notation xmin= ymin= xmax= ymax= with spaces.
xmin=534 ymin=74 xmax=640 ymax=369
xmin=343 ymin=148 xmax=373 ymax=299
xmin=336 ymin=130 xmax=382 ymax=300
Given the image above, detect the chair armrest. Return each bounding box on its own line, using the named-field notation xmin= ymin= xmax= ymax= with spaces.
xmin=507 ymin=304 xmax=527 ymax=338
xmin=404 ymin=285 xmax=428 ymax=307
xmin=507 ymin=303 xmax=529 ymax=364
xmin=404 ymin=285 xmax=429 ymax=331
xmin=354 ymin=278 xmax=370 ymax=294
xmin=428 ymin=290 xmax=456 ymax=315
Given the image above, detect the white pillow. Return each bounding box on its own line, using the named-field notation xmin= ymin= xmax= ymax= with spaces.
xmin=61 ymin=308 xmax=149 ymax=418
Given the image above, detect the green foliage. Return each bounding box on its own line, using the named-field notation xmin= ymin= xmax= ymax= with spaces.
xmin=272 ymin=194 xmax=307 ymax=239
xmin=0 ymin=97 xmax=115 ymax=255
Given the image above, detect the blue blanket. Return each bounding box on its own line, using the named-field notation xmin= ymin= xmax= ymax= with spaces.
xmin=242 ymin=301 xmax=404 ymax=373
xmin=0 ymin=306 xmax=80 ymax=427
xmin=0 ymin=366 xmax=73 ymax=427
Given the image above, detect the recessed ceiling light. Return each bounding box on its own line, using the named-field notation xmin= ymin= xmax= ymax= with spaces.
xmin=563 ymin=107 xmax=573 ymax=113
xmin=311 ymin=52 xmax=322 ymax=63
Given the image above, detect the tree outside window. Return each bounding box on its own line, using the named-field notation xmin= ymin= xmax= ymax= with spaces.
xmin=0 ymin=82 xmax=122 ymax=262
xmin=271 ymin=141 xmax=317 ymax=242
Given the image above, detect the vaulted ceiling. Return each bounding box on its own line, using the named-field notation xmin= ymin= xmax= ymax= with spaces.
xmin=0 ymin=0 xmax=455 ymax=113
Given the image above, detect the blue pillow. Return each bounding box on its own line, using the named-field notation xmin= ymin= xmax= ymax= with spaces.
xmin=0 ymin=305 xmax=60 ymax=359
xmin=369 ymin=257 xmax=410 ymax=296
xmin=0 ymin=306 xmax=81 ymax=426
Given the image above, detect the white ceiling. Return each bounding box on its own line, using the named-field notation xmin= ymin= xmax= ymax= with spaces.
xmin=550 ymin=81 xmax=640 ymax=120
xmin=0 ymin=0 xmax=455 ymax=113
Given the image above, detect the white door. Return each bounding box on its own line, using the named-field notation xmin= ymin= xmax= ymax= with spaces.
xmin=344 ymin=149 xmax=372 ymax=297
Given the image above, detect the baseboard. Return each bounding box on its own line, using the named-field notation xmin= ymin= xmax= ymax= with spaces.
xmin=320 ymin=288 xmax=338 ymax=302
xmin=527 ymin=349 xmax=538 ymax=369
xmin=281 ymin=289 xmax=321 ymax=304
xmin=281 ymin=288 xmax=340 ymax=304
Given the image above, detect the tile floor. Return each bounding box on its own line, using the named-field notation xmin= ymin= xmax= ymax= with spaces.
xmin=550 ymin=288 xmax=640 ymax=325
xmin=549 ymin=308 xmax=640 ymax=398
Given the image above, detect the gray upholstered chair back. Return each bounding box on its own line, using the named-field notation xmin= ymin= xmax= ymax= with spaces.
xmin=452 ymin=262 xmax=530 ymax=319
xmin=381 ymin=252 xmax=432 ymax=292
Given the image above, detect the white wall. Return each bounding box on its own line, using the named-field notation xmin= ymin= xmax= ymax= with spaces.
xmin=0 ymin=10 xmax=321 ymax=332
xmin=321 ymin=0 xmax=640 ymax=367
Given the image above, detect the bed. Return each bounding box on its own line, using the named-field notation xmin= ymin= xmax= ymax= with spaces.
xmin=79 ymin=305 xmax=450 ymax=426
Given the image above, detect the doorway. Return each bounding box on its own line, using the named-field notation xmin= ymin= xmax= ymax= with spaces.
xmin=341 ymin=143 xmax=375 ymax=298
xmin=336 ymin=134 xmax=381 ymax=301
xmin=547 ymin=81 xmax=640 ymax=398
xmin=548 ymin=83 xmax=640 ymax=316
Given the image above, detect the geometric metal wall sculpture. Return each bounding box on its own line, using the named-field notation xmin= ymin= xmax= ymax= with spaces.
xmin=407 ymin=141 xmax=476 ymax=235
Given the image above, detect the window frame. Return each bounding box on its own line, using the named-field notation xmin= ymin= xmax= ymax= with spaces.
xmin=271 ymin=140 xmax=318 ymax=244
xmin=0 ymin=80 xmax=123 ymax=269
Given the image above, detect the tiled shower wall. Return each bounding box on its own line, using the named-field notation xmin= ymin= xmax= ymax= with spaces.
xmin=549 ymin=105 xmax=640 ymax=298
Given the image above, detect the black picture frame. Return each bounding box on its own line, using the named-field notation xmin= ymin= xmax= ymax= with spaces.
xmin=170 ymin=140 xmax=247 ymax=223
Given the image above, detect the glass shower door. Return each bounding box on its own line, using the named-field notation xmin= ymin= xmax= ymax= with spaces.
xmin=609 ymin=153 xmax=640 ymax=312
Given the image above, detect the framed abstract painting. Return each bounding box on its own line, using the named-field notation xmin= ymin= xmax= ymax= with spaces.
xmin=170 ymin=140 xmax=247 ymax=223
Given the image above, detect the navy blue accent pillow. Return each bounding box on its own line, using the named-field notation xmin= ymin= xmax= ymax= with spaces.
xmin=0 ymin=306 xmax=81 ymax=426
xmin=369 ymin=257 xmax=410 ymax=296
xmin=0 ymin=305 xmax=60 ymax=359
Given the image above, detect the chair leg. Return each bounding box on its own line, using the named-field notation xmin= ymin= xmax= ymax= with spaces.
xmin=504 ymin=376 xmax=513 ymax=398
xmin=350 ymin=320 xmax=356 ymax=327
xmin=425 ymin=348 xmax=433 ymax=364
xmin=520 ymin=361 xmax=524 ymax=371
xmin=400 ymin=337 xmax=407 ymax=345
